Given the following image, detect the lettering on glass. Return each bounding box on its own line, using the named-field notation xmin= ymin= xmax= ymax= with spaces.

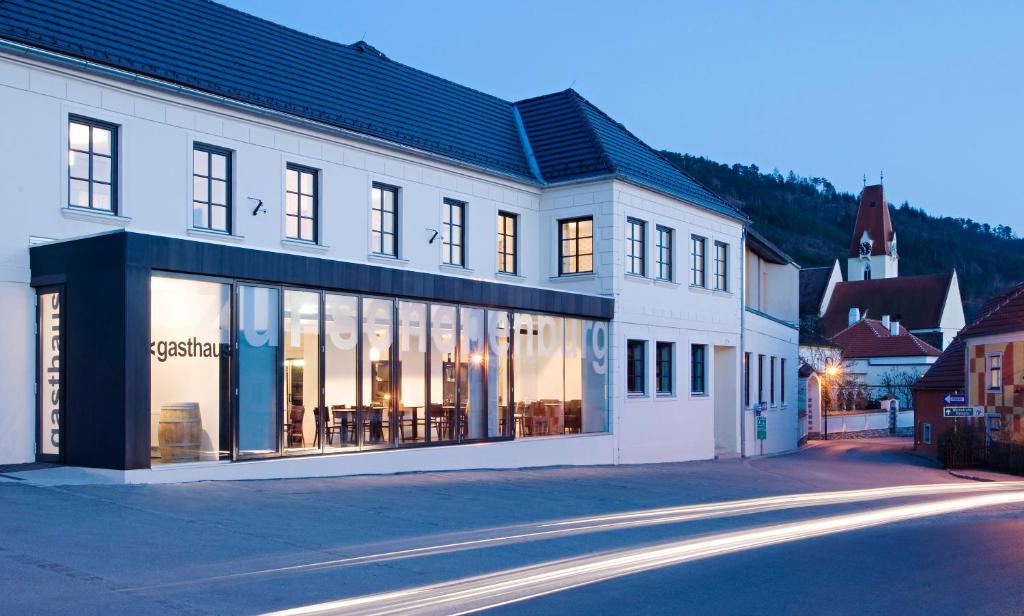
xmin=39 ymin=293 xmax=61 ymax=455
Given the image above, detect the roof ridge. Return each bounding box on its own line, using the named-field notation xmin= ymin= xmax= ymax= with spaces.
xmin=566 ymin=90 xmax=617 ymax=176
xmin=968 ymin=282 xmax=1024 ymax=328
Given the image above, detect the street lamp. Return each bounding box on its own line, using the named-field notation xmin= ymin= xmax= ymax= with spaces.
xmin=823 ymin=362 xmax=843 ymax=440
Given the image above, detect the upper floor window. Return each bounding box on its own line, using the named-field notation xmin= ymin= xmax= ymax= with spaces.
xmin=656 ymin=341 xmax=674 ymax=395
xmin=192 ymin=143 xmax=231 ymax=233
xmin=691 ymin=344 xmax=707 ymax=395
xmin=656 ymin=225 xmax=673 ymax=281
xmin=713 ymin=241 xmax=728 ymax=291
xmin=285 ymin=164 xmax=318 ymax=242
xmin=988 ymin=353 xmax=1003 ymax=391
xmin=626 ymin=218 xmax=646 ymax=276
xmin=68 ymin=116 xmax=117 ymax=213
xmin=559 ymin=217 xmax=593 ymax=275
xmin=372 ymin=183 xmax=398 ymax=256
xmin=627 ymin=339 xmax=647 ymax=395
xmin=690 ymin=235 xmax=706 ymax=287
xmin=497 ymin=211 xmax=518 ymax=275
xmin=442 ymin=198 xmax=466 ymax=267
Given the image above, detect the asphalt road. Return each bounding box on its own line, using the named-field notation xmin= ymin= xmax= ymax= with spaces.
xmin=1 ymin=439 xmax=1022 ymax=615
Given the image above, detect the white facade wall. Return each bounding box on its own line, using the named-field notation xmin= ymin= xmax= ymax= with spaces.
xmin=742 ymin=311 xmax=800 ymax=455
xmin=0 ymin=49 xmax=794 ymax=474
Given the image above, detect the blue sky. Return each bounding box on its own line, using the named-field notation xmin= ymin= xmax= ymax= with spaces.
xmin=222 ymin=0 xmax=1023 ymax=233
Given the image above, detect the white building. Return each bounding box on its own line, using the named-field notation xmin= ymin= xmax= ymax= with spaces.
xmin=0 ymin=0 xmax=800 ymax=481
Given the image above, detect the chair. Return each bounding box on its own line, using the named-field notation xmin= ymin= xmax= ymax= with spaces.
xmin=564 ymin=400 xmax=582 ymax=434
xmin=330 ymin=407 xmax=357 ymax=445
xmin=284 ymin=405 xmax=305 ymax=448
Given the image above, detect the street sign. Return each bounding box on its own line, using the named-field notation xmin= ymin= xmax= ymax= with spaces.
xmin=943 ymin=406 xmax=984 ymax=418
xmin=758 ymin=401 xmax=768 ymax=415
xmin=943 ymin=393 xmax=967 ymax=405
xmin=756 ymin=415 xmax=767 ymax=440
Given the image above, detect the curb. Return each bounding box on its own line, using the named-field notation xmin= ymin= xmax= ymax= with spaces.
xmin=947 ymin=469 xmax=994 ymax=482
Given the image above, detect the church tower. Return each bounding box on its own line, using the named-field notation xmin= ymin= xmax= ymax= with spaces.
xmin=847 ymin=184 xmax=898 ymax=281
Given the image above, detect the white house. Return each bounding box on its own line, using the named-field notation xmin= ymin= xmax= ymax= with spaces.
xmin=0 ymin=0 xmax=800 ymax=481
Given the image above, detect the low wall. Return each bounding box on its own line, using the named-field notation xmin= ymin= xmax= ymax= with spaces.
xmin=808 ymin=409 xmax=915 ymax=440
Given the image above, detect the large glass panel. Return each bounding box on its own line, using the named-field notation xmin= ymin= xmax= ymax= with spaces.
xmin=283 ymin=290 xmax=320 ymax=455
xmin=513 ymin=313 xmax=564 ymax=436
xmin=362 ymin=297 xmax=394 ymax=447
xmin=37 ymin=291 xmax=62 ymax=459
xmin=238 ymin=285 xmax=280 ymax=456
xmin=398 ymin=301 xmax=428 ymax=444
xmin=150 ymin=277 xmax=231 ymax=464
xmin=324 ymin=294 xmax=359 ymax=451
xmin=487 ymin=310 xmax=512 ymax=437
xmin=564 ymin=319 xmax=584 ymax=434
xmin=582 ymin=320 xmax=610 ymax=432
xmin=460 ymin=307 xmax=487 ymax=440
xmin=429 ymin=304 xmax=458 ymax=443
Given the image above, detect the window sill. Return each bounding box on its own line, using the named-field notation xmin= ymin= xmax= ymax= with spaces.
xmin=655 ymin=393 xmax=677 ymax=399
xmin=688 ymin=285 xmax=711 ymax=294
xmin=367 ymin=253 xmax=410 ymax=266
xmin=495 ymin=271 xmax=525 ymax=281
xmin=439 ymin=263 xmax=475 ymax=275
xmin=282 ymin=238 xmax=330 ymax=253
xmin=653 ymin=278 xmax=679 ymax=288
xmin=61 ymin=207 xmax=131 ymax=226
xmin=712 ymin=289 xmax=733 ymax=297
xmin=690 ymin=392 xmax=709 ymax=398
xmin=625 ymin=273 xmax=651 ymax=284
xmin=626 ymin=393 xmax=648 ymax=400
xmin=187 ymin=228 xmax=245 ymax=243
xmin=549 ymin=272 xmax=596 ymax=283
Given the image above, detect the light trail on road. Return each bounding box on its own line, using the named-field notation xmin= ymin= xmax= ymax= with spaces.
xmin=126 ymin=481 xmax=1024 ymax=594
xmin=263 ymin=489 xmax=1024 ymax=615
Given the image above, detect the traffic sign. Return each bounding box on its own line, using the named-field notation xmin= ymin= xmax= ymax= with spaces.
xmin=756 ymin=415 xmax=767 ymax=440
xmin=943 ymin=393 xmax=967 ymax=405
xmin=943 ymin=406 xmax=983 ymax=418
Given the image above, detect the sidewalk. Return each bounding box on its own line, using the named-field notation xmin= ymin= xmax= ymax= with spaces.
xmin=947 ymin=467 xmax=1023 ymax=482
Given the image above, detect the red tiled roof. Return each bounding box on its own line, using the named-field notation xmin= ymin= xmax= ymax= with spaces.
xmin=847 ymin=185 xmax=894 ymax=258
xmin=831 ymin=318 xmax=942 ymax=359
xmin=959 ymin=283 xmax=1024 ymax=339
xmin=820 ymin=273 xmax=954 ymax=337
xmin=914 ymin=337 xmax=966 ymax=390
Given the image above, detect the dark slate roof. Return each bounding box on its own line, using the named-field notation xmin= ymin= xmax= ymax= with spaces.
xmin=959 ymin=283 xmax=1024 ymax=339
xmin=831 ymin=318 xmax=941 ymax=359
xmin=914 ymin=336 xmax=966 ymax=391
xmin=0 ymin=0 xmax=744 ymax=221
xmin=820 ymin=273 xmax=955 ymax=338
xmin=514 ymin=90 xmax=745 ymax=220
xmin=799 ymin=265 xmax=834 ymax=317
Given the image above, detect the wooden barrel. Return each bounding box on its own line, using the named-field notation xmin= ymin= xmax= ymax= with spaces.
xmin=158 ymin=402 xmax=201 ymax=463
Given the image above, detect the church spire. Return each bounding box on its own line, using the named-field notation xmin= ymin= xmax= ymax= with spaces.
xmin=847 ymin=184 xmax=894 ymax=259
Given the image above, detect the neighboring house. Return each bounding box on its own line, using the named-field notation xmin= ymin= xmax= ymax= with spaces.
xmin=0 ymin=0 xmax=800 ymax=479
xmin=741 ymin=228 xmax=800 ymax=456
xmin=912 ymin=337 xmax=966 ymax=458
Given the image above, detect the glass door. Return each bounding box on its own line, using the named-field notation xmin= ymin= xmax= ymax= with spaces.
xmin=236 ymin=285 xmax=281 ymax=457
xmin=37 ymin=288 xmax=64 ymax=462
xmin=283 ymin=289 xmax=321 ymax=456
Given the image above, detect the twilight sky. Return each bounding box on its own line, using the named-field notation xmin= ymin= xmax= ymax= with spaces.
xmin=222 ymin=0 xmax=1023 ymax=233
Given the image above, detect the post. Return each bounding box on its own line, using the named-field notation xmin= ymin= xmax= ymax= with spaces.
xmin=822 ymin=374 xmax=829 ymax=441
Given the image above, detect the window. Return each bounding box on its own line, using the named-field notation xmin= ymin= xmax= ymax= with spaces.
xmin=691 ymin=344 xmax=707 ymax=395
xmin=922 ymin=422 xmax=932 ymax=445
xmin=68 ymin=116 xmax=117 ymax=213
xmin=285 ymin=164 xmax=318 ymax=242
xmin=497 ymin=211 xmax=518 ymax=274
xmin=780 ymin=358 xmax=787 ymax=405
xmin=757 ymin=354 xmax=765 ymax=404
xmin=690 ymin=235 xmax=706 ymax=287
xmin=656 ymin=342 xmax=674 ymax=395
xmin=770 ymin=356 xmax=776 ymax=405
xmin=656 ymin=226 xmax=673 ymax=281
xmin=713 ymin=241 xmax=728 ymax=291
xmin=192 ymin=143 xmax=231 ymax=233
xmin=559 ymin=217 xmax=593 ymax=275
xmin=988 ymin=353 xmax=1003 ymax=391
xmin=372 ymin=183 xmax=398 ymax=256
xmin=627 ymin=339 xmax=646 ymax=395
xmin=626 ymin=218 xmax=646 ymax=276
xmin=743 ymin=352 xmax=751 ymax=407
xmin=442 ymin=199 xmax=466 ymax=266
xmin=864 ymin=262 xmax=872 ymax=280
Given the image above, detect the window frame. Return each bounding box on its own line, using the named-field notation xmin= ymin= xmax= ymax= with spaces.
xmin=770 ymin=356 xmax=776 ymax=405
xmin=743 ymin=352 xmax=751 ymax=408
xmin=690 ymin=344 xmax=707 ymax=395
xmin=655 ymin=341 xmax=674 ymax=396
xmin=922 ymin=422 xmax=932 ymax=445
xmin=757 ymin=354 xmax=765 ymax=404
xmin=987 ymin=352 xmax=1003 ymax=392
xmin=690 ymin=234 xmax=706 ymax=288
xmin=558 ymin=216 xmax=594 ymax=276
xmin=626 ymin=339 xmax=647 ymax=396
xmin=497 ymin=210 xmax=518 ymax=275
xmin=442 ymin=198 xmax=467 ymax=267
xmin=625 ymin=217 xmax=646 ymax=277
xmin=656 ymin=225 xmax=673 ymax=282
xmin=285 ymin=163 xmax=319 ymax=243
xmin=67 ymin=115 xmax=119 ymax=214
xmin=713 ymin=241 xmax=729 ymax=291
xmin=371 ymin=182 xmax=400 ymax=257
xmin=192 ymin=142 xmax=233 ymax=234
xmin=780 ymin=357 xmax=787 ymax=405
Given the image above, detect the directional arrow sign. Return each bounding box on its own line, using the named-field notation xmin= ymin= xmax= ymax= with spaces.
xmin=943 ymin=406 xmax=984 ymax=418
xmin=943 ymin=393 xmax=967 ymax=405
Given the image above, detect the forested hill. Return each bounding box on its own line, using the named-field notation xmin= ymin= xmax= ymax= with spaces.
xmin=663 ymin=152 xmax=1024 ymax=319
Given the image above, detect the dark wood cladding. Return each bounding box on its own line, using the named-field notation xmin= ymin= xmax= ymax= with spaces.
xmin=29 ymin=231 xmax=613 ymax=470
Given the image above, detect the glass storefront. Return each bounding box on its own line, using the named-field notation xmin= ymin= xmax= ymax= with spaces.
xmin=149 ymin=274 xmax=609 ymax=465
